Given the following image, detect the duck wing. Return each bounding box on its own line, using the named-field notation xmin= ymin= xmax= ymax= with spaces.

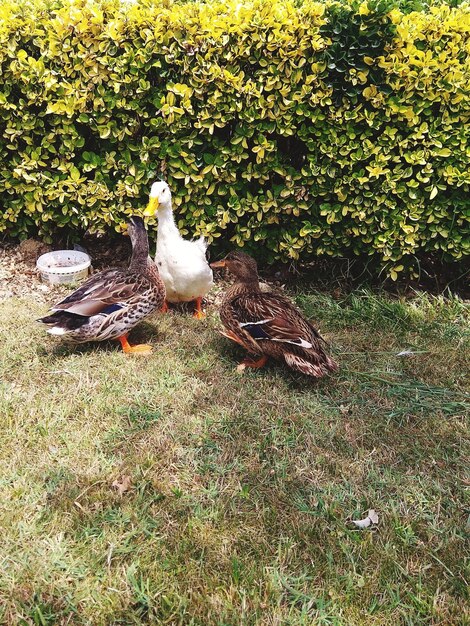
xmin=50 ymin=268 xmax=152 ymax=317
xmin=228 ymin=292 xmax=326 ymax=350
xmin=194 ymin=235 xmax=208 ymax=254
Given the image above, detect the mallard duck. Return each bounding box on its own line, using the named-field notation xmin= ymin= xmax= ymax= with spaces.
xmin=211 ymin=251 xmax=338 ymax=377
xmin=143 ymin=181 xmax=213 ymax=319
xmin=37 ymin=216 xmax=165 ymax=354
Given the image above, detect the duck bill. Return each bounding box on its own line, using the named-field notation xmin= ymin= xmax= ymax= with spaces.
xmin=210 ymin=260 xmax=226 ymax=269
xmin=143 ymin=197 xmax=159 ymax=217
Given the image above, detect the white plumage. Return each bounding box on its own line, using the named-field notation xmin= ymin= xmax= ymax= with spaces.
xmin=47 ymin=326 xmax=67 ymax=336
xmin=143 ymin=181 xmax=213 ymax=317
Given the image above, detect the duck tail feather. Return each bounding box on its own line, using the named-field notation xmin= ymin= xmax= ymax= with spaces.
xmin=37 ymin=311 xmax=89 ymax=331
xmin=284 ymin=353 xmax=338 ymax=378
xmin=37 ymin=313 xmax=60 ymax=325
xmin=325 ymin=355 xmax=339 ymax=372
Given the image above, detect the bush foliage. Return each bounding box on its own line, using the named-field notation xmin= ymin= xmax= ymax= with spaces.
xmin=0 ymin=0 xmax=468 ymax=275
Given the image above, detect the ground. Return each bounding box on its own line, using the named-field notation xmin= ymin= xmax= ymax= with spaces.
xmin=0 ymin=242 xmax=468 ymax=625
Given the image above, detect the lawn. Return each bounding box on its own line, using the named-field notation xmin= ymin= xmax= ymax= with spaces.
xmin=0 ymin=284 xmax=468 ymax=625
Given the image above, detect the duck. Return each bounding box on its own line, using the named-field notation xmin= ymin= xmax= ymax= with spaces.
xmin=37 ymin=216 xmax=165 ymax=354
xmin=211 ymin=251 xmax=338 ymax=377
xmin=143 ymin=180 xmax=213 ymax=319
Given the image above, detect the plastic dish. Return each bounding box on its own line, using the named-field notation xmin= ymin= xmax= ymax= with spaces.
xmin=36 ymin=250 xmax=91 ymax=285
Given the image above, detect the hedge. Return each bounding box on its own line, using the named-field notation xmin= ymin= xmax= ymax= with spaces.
xmin=0 ymin=0 xmax=469 ymax=277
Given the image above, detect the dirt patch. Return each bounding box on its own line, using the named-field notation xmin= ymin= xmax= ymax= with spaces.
xmin=0 ymin=235 xmax=130 ymax=305
xmin=1 ymin=234 xmax=468 ymax=307
xmin=0 ymin=236 xmax=231 ymax=309
xmin=0 ymin=241 xmax=53 ymax=304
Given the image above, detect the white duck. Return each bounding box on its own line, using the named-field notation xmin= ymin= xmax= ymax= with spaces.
xmin=143 ymin=181 xmax=213 ymax=319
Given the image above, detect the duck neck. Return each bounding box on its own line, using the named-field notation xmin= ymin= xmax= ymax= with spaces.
xmin=228 ymin=278 xmax=261 ymax=299
xmin=157 ymin=202 xmax=180 ymax=240
xmin=129 ymin=234 xmax=151 ymax=272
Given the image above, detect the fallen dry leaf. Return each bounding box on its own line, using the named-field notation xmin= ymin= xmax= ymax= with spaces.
xmin=112 ymin=475 xmax=132 ymax=497
xmin=351 ymin=509 xmax=379 ymax=529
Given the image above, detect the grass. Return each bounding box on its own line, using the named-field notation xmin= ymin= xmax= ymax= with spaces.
xmin=0 ymin=286 xmax=468 ymax=625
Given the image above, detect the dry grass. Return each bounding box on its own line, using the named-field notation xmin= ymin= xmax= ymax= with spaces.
xmin=0 ymin=286 xmax=468 ymax=625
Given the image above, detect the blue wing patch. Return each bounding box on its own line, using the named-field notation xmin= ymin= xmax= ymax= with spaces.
xmin=240 ymin=319 xmax=313 ymax=349
xmin=100 ymin=303 xmax=125 ymax=316
xmin=241 ymin=322 xmax=270 ymax=340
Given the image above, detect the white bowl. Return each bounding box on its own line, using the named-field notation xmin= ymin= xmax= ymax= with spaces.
xmin=36 ymin=250 xmax=91 ymax=285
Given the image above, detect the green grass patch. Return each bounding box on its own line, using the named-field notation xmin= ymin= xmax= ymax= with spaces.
xmin=0 ymin=289 xmax=468 ymax=625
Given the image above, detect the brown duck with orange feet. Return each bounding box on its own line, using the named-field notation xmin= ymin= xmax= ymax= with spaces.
xmin=211 ymin=251 xmax=338 ymax=377
xmin=37 ymin=217 xmax=165 ymax=354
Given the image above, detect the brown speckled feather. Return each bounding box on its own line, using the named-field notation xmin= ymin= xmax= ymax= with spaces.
xmin=227 ymin=292 xmax=325 ymax=348
xmin=52 ymin=268 xmax=159 ymax=316
xmin=38 ymin=216 xmax=166 ymax=344
xmin=217 ymin=254 xmax=338 ymax=378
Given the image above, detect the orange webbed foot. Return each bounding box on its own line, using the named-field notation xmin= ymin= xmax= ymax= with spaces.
xmin=124 ymin=344 xmax=153 ymax=355
xmin=160 ymin=300 xmax=169 ymax=314
xmin=237 ymin=355 xmax=268 ymax=372
xmin=117 ymin=335 xmax=153 ymax=355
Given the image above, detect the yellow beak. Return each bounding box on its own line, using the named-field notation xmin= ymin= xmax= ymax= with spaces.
xmin=143 ymin=197 xmax=159 ymax=217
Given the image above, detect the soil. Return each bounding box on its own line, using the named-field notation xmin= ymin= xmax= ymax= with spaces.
xmin=1 ymin=235 xmax=468 ymax=306
xmin=0 ymin=236 xmax=130 ymax=305
xmin=0 ymin=236 xmax=230 ymax=309
xmin=0 ymin=239 xmax=54 ymax=304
